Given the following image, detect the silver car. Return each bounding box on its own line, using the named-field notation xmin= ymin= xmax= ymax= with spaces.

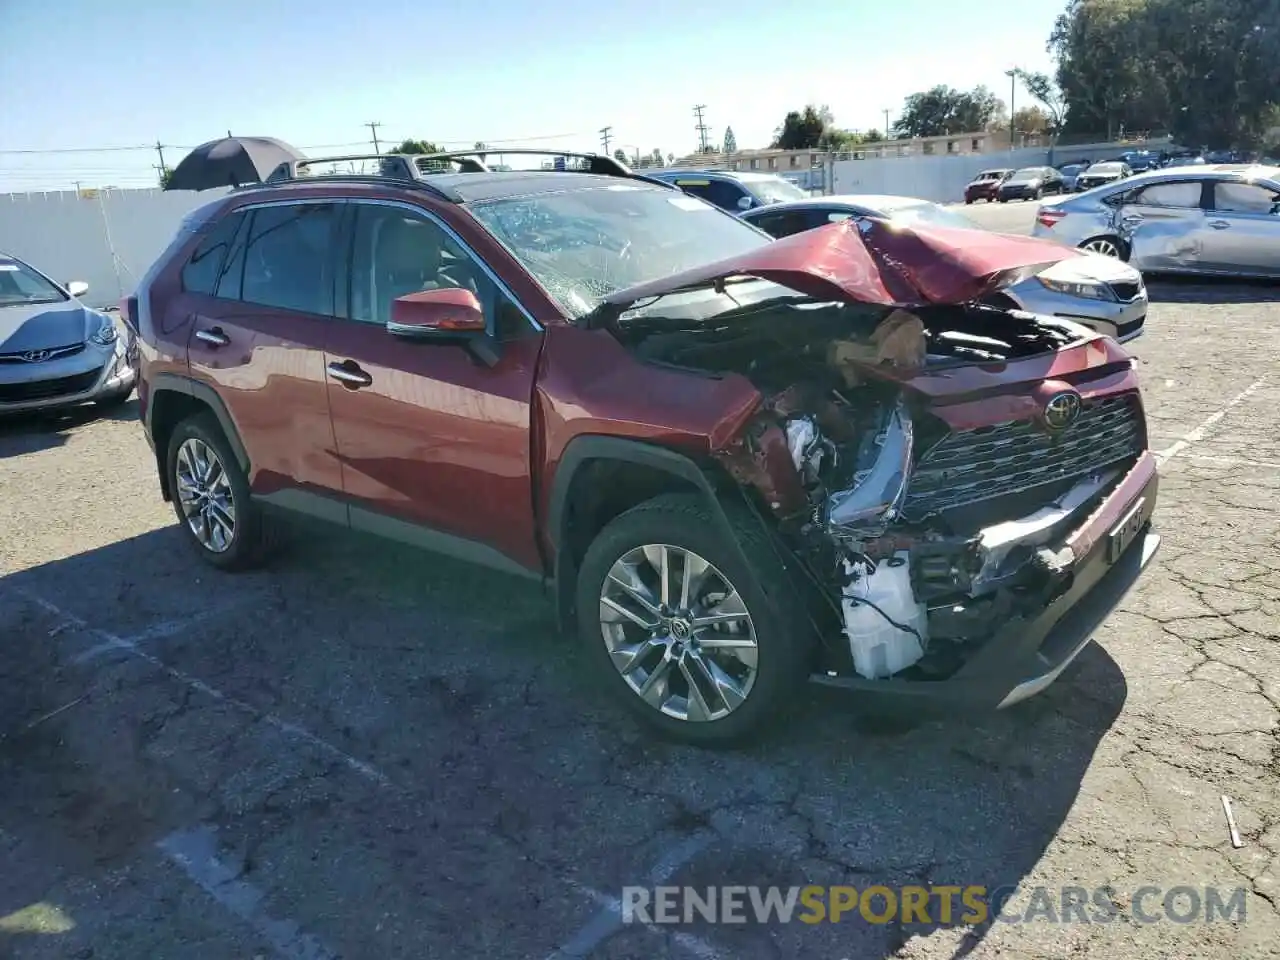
xmin=0 ymin=253 xmax=136 ymax=416
xmin=1032 ymin=164 xmax=1280 ymax=277
xmin=739 ymin=195 xmax=1147 ymax=342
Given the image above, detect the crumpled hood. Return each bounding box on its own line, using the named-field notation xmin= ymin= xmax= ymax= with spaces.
xmin=0 ymin=300 xmax=97 ymax=352
xmin=600 ymin=217 xmax=1081 ymax=311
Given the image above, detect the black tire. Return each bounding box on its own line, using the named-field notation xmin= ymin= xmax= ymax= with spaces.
xmin=575 ymin=492 xmax=814 ymax=746
xmin=165 ymin=411 xmax=279 ymax=571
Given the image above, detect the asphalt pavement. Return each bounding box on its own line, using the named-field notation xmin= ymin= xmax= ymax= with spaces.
xmin=2 ymin=227 xmax=1279 ymax=959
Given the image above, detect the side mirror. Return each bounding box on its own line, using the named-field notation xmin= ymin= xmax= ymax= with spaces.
xmin=66 ymin=280 xmax=89 ymax=298
xmin=737 ymin=195 xmax=754 ymax=211
xmin=388 ymin=287 xmax=485 ymax=338
xmin=387 ymin=287 xmax=500 ymax=366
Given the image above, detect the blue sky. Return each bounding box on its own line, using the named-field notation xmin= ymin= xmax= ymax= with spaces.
xmin=0 ymin=0 xmax=1063 ymax=191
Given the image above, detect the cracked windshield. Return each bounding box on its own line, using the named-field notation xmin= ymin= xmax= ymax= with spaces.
xmin=1 ymin=0 xmax=1277 ymax=959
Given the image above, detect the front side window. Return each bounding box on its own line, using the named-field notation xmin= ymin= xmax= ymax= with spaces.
xmin=1132 ymin=182 xmax=1202 ymax=208
xmin=678 ymin=179 xmax=749 ymax=211
xmin=467 ymin=184 xmax=771 ymax=318
xmin=239 ymin=203 xmax=340 ymax=315
xmin=349 ymin=204 xmax=530 ymax=339
xmin=747 ymin=177 xmax=809 ymax=205
xmin=0 ymin=257 xmax=66 ymax=306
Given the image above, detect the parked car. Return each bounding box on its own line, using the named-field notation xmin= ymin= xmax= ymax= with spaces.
xmin=1056 ymin=163 xmax=1091 ymax=192
xmin=126 ymin=149 xmax=1159 ymax=745
xmin=963 ymin=168 xmax=1014 ymax=203
xmin=0 ymin=253 xmax=136 ymax=416
xmin=643 ymin=169 xmax=809 ymax=214
xmin=1074 ymin=162 xmax=1133 ymax=192
xmin=996 ymin=167 xmax=1066 ymax=202
xmin=741 ymin=195 xmax=1146 ymax=343
xmin=1032 ymin=163 xmax=1280 ymax=276
xmin=1117 ymin=151 xmax=1160 ymax=172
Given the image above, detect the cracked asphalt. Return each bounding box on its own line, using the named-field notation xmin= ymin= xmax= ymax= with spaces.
xmin=2 ymin=207 xmax=1278 ymax=959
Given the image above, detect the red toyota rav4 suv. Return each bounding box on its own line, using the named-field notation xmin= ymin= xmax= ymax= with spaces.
xmin=125 ymin=149 xmax=1159 ymax=745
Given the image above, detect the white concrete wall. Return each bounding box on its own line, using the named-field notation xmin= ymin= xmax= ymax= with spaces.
xmin=0 ymin=188 xmax=228 ymax=309
xmin=830 ymin=138 xmax=1173 ymax=205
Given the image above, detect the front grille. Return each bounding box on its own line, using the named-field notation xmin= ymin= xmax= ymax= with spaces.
xmin=0 ymin=343 xmax=86 ymax=364
xmin=902 ymin=394 xmax=1144 ymax=520
xmin=0 ymin=368 xmax=101 ymax=404
xmin=1109 ymin=281 xmax=1143 ymax=302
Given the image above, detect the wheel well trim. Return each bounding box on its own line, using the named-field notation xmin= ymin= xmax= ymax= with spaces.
xmin=147 ymin=373 xmax=250 ymax=473
xmin=547 ymin=434 xmax=780 ymax=635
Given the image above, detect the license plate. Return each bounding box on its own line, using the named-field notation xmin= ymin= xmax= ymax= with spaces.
xmin=1108 ymin=496 xmax=1149 ymax=563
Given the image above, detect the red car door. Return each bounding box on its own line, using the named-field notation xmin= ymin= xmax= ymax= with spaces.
xmin=183 ymin=200 xmax=346 ymax=507
xmin=323 ymin=200 xmax=543 ymax=572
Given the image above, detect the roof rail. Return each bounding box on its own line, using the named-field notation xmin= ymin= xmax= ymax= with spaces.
xmin=409 ymin=147 xmax=637 ymax=178
xmin=263 ymin=153 xmax=424 ymax=183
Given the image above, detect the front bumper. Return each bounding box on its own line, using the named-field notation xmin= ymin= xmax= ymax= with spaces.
xmin=811 ymin=451 xmax=1160 ymax=709
xmin=0 ymin=339 xmax=136 ymax=415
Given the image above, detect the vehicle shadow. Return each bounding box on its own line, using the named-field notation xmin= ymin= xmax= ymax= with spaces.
xmin=1146 ymin=274 xmax=1280 ymax=305
xmin=0 ymin=523 xmax=1127 ymax=959
xmin=0 ymin=396 xmax=138 ymax=460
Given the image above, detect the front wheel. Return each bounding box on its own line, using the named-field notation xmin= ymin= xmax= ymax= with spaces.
xmin=1079 ymin=236 xmax=1128 ymax=260
xmin=575 ymin=493 xmax=812 ymax=746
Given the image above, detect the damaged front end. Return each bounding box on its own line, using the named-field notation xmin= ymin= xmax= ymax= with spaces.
xmin=596 ymin=218 xmax=1160 ymax=704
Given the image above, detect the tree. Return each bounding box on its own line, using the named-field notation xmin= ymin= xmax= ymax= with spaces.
xmin=1014 ymin=70 xmax=1066 ymax=137
xmin=650 ymin=148 xmax=664 ymax=166
xmin=862 ymin=128 xmax=885 ymax=143
xmin=893 ymin=85 xmax=1002 ymax=137
xmin=722 ymin=126 xmax=738 ymax=154
xmin=1049 ymin=0 xmax=1170 ymax=140
xmin=473 ymin=141 xmax=487 ymax=151
xmin=159 ymin=168 xmax=175 ymax=189
xmin=395 ymin=139 xmax=441 ymax=155
xmin=1012 ymin=105 xmax=1050 ymax=136
xmin=1145 ymin=0 xmax=1280 ymax=148
xmin=613 ymin=148 xmax=628 ymax=164
xmin=772 ymin=105 xmax=828 ymax=149
xmin=667 ymin=152 xmax=675 ymax=165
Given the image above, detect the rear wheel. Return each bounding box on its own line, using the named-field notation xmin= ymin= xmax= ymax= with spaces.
xmin=575 ymin=493 xmax=813 ymax=746
xmin=166 ymin=412 xmax=279 ymax=571
xmin=1080 ymin=236 xmax=1128 ymax=260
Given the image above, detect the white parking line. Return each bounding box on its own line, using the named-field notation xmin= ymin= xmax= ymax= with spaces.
xmin=1180 ymin=453 xmax=1280 ymax=471
xmin=546 ymin=831 xmax=722 ymax=960
xmin=159 ymin=826 xmax=337 ymax=960
xmin=11 ymin=588 xmax=391 ymax=786
xmin=72 ymin=598 xmax=260 ymax=665
xmin=1155 ymin=376 xmax=1267 ymax=465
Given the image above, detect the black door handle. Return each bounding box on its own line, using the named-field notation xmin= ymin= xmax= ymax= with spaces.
xmin=327 ymin=360 xmax=373 ymax=388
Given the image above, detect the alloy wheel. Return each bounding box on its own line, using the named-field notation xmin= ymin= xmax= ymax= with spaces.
xmin=175 ymin=437 xmax=236 ymax=553
xmin=598 ymin=543 xmax=758 ymax=723
xmin=1082 ymin=238 xmax=1122 ymax=258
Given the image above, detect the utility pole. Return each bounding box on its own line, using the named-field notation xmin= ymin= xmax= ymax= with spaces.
xmin=154 ymin=141 xmax=168 ymax=176
xmin=366 ymin=121 xmax=382 ymax=155
xmin=599 ymin=126 xmax=613 ymax=154
xmin=1005 ymin=69 xmax=1017 ymax=159
xmin=883 ymin=108 xmax=891 ymax=137
xmin=693 ymin=105 xmax=711 ymax=153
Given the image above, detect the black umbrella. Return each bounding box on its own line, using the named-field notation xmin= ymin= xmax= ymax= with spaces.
xmin=164 ymin=136 xmax=304 ymax=191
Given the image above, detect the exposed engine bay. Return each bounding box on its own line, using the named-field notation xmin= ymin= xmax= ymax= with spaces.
xmin=610 ymin=294 xmax=1145 ymax=683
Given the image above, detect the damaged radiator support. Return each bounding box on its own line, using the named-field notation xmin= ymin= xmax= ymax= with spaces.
xmin=780 ymin=398 xmax=1124 ymax=682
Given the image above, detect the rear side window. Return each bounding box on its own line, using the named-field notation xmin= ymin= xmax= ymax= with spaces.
xmin=1214 ymin=181 xmax=1278 ymax=214
xmin=180 ymin=211 xmax=245 ymax=295
xmin=239 ymin=203 xmax=340 ymax=315
xmin=679 ymin=179 xmax=748 ymax=211
xmin=1131 ymin=182 xmax=1202 ymax=208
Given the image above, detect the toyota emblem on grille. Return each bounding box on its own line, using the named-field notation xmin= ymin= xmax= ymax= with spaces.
xmin=1044 ymin=391 xmax=1083 ymax=430
xmin=22 ymin=349 xmax=51 ymax=363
